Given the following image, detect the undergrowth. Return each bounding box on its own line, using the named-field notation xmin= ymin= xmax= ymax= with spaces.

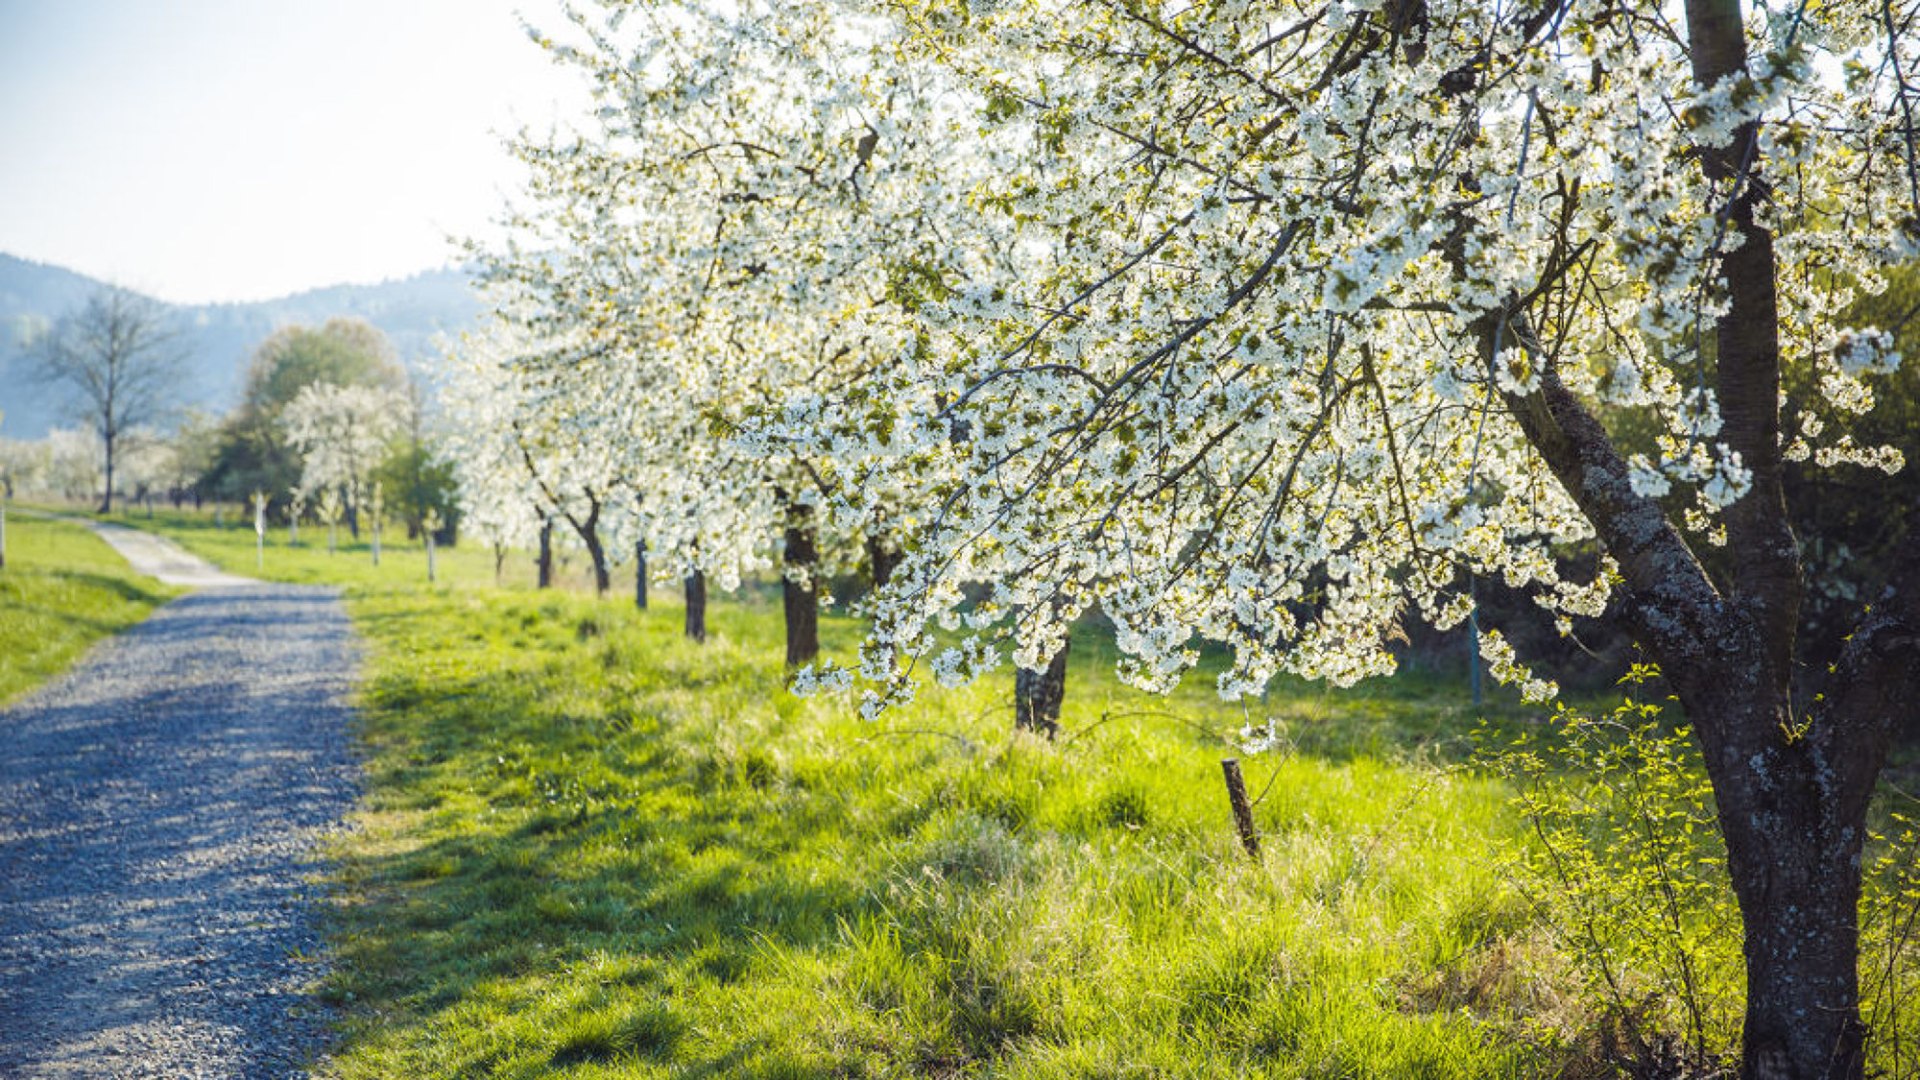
xmin=1489 ymin=665 xmax=1920 ymax=1077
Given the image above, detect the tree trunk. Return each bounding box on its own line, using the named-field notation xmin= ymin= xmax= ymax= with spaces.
xmin=536 ymin=519 xmax=554 ymax=589
xmin=100 ymin=431 xmax=115 ymax=514
xmin=1454 ymin=4 xmax=1920 ymax=1073
xmin=1669 ymin=673 xmax=1865 ymax=1080
xmin=581 ymin=529 xmax=610 ymax=595
xmin=1688 ymin=555 xmax=1920 ymax=1080
xmin=635 ymin=539 xmax=649 ymax=610
xmin=1678 ymin=6 xmax=1877 ymax=1075
xmin=685 ymin=569 xmax=707 ymax=643
xmin=783 ymin=502 xmax=820 ymax=668
xmin=1729 ymin=800 xmax=1865 ymax=1080
xmin=559 ymin=495 xmax=609 ymax=595
xmin=1503 ymin=346 xmax=1891 ymax=1080
xmin=867 ymin=531 xmax=903 ymax=591
xmin=1014 ymin=638 xmax=1070 ymax=738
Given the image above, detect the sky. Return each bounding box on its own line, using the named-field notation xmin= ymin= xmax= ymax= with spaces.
xmin=0 ymin=0 xmax=588 ymax=305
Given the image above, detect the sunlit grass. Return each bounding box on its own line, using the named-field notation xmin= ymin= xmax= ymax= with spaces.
xmin=172 ymin=528 xmax=1594 ymax=1077
xmin=41 ymin=504 xmax=1744 ymax=1072
xmin=330 ymin=592 xmax=1551 ymax=1076
xmin=0 ymin=509 xmax=179 ymax=703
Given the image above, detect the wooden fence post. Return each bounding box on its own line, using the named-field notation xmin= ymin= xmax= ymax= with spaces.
xmin=1221 ymin=758 xmax=1261 ymax=860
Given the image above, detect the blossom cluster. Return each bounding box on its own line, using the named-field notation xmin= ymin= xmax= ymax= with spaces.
xmin=458 ymin=0 xmax=1917 ymax=714
xmin=282 ymin=383 xmax=407 ymax=514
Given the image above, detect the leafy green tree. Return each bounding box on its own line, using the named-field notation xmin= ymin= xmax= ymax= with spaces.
xmin=376 ymin=433 xmax=460 ymax=545
xmin=206 ymin=318 xmax=406 ymax=506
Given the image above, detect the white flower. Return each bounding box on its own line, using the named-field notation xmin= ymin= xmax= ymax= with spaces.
xmin=1833 ymin=329 xmax=1901 ymax=378
xmin=1629 ymin=455 xmax=1671 ymax=499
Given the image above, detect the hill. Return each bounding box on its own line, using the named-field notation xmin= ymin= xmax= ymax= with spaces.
xmin=0 ymin=253 xmax=483 ymax=439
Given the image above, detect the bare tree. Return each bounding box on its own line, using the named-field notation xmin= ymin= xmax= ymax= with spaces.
xmin=33 ymin=287 xmax=182 ymax=513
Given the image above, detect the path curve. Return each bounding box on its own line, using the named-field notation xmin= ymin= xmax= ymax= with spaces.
xmin=87 ymin=523 xmax=259 ymax=588
xmin=0 ymin=526 xmax=360 ymax=1078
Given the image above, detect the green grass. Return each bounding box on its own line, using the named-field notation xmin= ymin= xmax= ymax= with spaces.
xmin=105 ymin=505 xmax=1599 ymax=1077
xmin=314 ymin=588 xmax=1589 ymax=1079
xmin=0 ymin=509 xmax=179 ymax=703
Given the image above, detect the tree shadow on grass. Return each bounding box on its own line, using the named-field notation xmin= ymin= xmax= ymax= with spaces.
xmin=320 ymin=644 xmax=904 ymax=1077
xmin=44 ymin=568 xmax=176 ymax=607
xmin=322 ymin=590 xmax=1563 ymax=1079
xmin=0 ymin=598 xmax=151 ymax=640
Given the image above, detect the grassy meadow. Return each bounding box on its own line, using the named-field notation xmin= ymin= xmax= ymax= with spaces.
xmin=121 ymin=507 xmax=1598 ymax=1077
xmin=0 ymin=508 xmax=179 ymax=703
xmin=62 ymin=505 xmax=1920 ymax=1076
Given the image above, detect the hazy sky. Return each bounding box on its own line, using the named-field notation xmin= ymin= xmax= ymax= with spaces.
xmin=0 ymin=0 xmax=587 ymax=305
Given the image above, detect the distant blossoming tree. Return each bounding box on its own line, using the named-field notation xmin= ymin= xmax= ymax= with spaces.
xmin=282 ymin=382 xmax=406 ymax=533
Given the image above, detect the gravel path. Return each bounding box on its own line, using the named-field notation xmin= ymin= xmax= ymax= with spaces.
xmin=0 ymin=528 xmax=360 ymax=1077
xmin=85 ymin=523 xmax=258 ymax=588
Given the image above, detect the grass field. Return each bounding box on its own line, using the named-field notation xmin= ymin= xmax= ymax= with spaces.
xmin=120 ymin=507 xmax=1596 ymax=1076
xmin=0 ymin=509 xmax=178 ymax=704
xmin=101 ymin=505 xmax=1920 ymax=1076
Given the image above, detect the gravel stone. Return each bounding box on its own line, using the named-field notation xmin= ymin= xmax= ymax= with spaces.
xmin=0 ymin=553 xmax=360 ymax=1078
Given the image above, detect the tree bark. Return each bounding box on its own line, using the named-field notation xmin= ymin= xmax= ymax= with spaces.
xmin=1705 ymin=539 xmax=1920 ymax=1079
xmin=783 ymin=501 xmax=820 ymax=668
xmin=1449 ymin=6 xmax=1919 ymax=1074
xmin=1495 ymin=321 xmax=1894 ymax=1080
xmin=866 ymin=531 xmax=903 ymax=591
xmin=558 ymin=493 xmax=609 ymax=595
xmin=685 ymin=568 xmax=707 ymax=643
xmin=536 ymin=519 xmax=554 ymax=589
xmin=581 ymin=528 xmax=610 ymax=595
xmin=1014 ymin=638 xmax=1070 ymax=738
xmin=635 ymin=539 xmax=649 ymax=611
xmin=1678 ymin=5 xmax=1882 ymax=1075
xmin=1704 ymin=692 xmax=1868 ymax=1079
